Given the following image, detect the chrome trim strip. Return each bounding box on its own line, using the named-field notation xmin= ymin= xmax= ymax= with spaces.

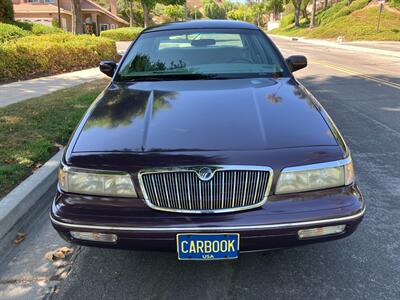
xmin=60 ymin=162 xmax=129 ymax=176
xmin=50 ymin=205 xmax=365 ymax=232
xmin=281 ymin=157 xmax=352 ymax=173
xmin=137 ymin=165 xmax=274 ymax=214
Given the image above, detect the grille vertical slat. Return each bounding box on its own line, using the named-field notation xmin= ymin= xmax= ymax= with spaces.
xmin=141 ymin=168 xmax=270 ymax=212
xmin=232 ymin=171 xmax=237 ymax=208
xmin=221 ymin=172 xmax=225 ymax=209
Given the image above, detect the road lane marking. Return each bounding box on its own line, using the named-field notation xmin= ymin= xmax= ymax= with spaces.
xmin=313 ymin=60 xmax=400 ymax=90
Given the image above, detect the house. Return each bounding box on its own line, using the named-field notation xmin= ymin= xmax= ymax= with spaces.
xmin=12 ymin=0 xmax=129 ymax=35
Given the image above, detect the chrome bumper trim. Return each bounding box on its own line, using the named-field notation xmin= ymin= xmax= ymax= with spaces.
xmin=50 ymin=205 xmax=365 ymax=232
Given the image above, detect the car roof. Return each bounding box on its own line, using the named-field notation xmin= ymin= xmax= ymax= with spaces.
xmin=143 ymin=20 xmax=259 ymax=33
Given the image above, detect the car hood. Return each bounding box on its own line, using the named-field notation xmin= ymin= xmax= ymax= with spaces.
xmin=72 ymin=78 xmax=337 ymax=153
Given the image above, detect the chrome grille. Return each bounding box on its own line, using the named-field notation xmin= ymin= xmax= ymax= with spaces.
xmin=139 ymin=166 xmax=272 ymax=213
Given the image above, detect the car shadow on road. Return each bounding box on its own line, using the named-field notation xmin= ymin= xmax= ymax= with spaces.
xmin=54 ymin=233 xmax=373 ymax=300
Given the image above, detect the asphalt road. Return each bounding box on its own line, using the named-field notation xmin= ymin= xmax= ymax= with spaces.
xmin=1 ymin=37 xmax=400 ymax=300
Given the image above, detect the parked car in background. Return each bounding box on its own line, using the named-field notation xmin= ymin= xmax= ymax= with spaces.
xmin=51 ymin=20 xmax=365 ymax=261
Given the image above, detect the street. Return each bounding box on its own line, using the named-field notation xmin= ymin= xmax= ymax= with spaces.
xmin=1 ymin=36 xmax=400 ymax=300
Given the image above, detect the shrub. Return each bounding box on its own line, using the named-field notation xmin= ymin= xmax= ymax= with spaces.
xmin=202 ymin=0 xmax=226 ymax=19
xmin=189 ymin=6 xmax=203 ymax=19
xmin=0 ymin=23 xmax=31 ymax=43
xmin=100 ymin=27 xmax=143 ymax=41
xmin=15 ymin=21 xmax=64 ymax=35
xmin=0 ymin=34 xmax=118 ymax=82
xmin=280 ymin=13 xmax=295 ymax=28
xmin=390 ymin=0 xmax=400 ymax=9
xmin=165 ymin=5 xmax=185 ymax=22
xmin=0 ymin=0 xmax=14 ymax=23
xmin=0 ymin=21 xmax=64 ymax=43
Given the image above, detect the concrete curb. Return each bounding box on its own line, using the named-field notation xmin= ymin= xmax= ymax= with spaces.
xmin=268 ymin=34 xmax=400 ymax=58
xmin=0 ymin=150 xmax=63 ymax=241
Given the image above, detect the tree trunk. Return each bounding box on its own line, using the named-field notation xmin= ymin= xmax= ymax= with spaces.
xmin=310 ymin=0 xmax=316 ymax=28
xmin=301 ymin=8 xmax=308 ymax=20
xmin=141 ymin=0 xmax=150 ymax=28
xmin=184 ymin=1 xmax=188 ymax=20
xmin=71 ymin=0 xmax=83 ymax=34
xmin=293 ymin=0 xmax=302 ymax=28
xmin=129 ymin=0 xmax=133 ymax=27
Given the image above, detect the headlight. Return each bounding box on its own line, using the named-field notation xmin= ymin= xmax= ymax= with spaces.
xmin=276 ymin=157 xmax=355 ymax=194
xmin=59 ymin=165 xmax=137 ymax=198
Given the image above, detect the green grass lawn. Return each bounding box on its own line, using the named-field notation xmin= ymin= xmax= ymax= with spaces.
xmin=270 ymin=5 xmax=400 ymax=41
xmin=0 ymin=80 xmax=108 ymax=198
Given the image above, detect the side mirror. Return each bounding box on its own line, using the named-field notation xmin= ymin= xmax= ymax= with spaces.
xmin=286 ymin=55 xmax=307 ymax=72
xmin=100 ymin=61 xmax=117 ymax=77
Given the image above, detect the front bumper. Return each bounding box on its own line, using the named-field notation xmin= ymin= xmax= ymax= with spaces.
xmin=50 ymin=184 xmax=365 ymax=252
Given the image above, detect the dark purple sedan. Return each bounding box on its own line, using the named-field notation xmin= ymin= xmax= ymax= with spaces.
xmin=51 ymin=20 xmax=365 ymax=260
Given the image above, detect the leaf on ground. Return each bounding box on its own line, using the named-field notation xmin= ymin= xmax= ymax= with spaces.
xmin=54 ymin=143 xmax=64 ymax=150
xmin=33 ymin=163 xmax=42 ymax=170
xmin=45 ymin=246 xmax=74 ymax=261
xmin=14 ymin=232 xmax=25 ymax=244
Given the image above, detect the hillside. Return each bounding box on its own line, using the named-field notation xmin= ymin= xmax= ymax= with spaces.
xmin=270 ymin=0 xmax=400 ymax=41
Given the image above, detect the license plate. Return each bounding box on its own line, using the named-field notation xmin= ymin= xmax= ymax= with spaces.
xmin=176 ymin=233 xmax=240 ymax=260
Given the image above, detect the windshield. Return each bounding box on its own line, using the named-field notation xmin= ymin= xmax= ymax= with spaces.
xmin=116 ymin=28 xmax=290 ymax=81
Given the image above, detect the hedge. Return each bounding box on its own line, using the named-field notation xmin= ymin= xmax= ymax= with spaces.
xmin=0 ymin=34 xmax=118 ymax=82
xmin=0 ymin=23 xmax=30 ymax=43
xmin=100 ymin=27 xmax=143 ymax=41
xmin=15 ymin=21 xmax=64 ymax=35
xmin=0 ymin=21 xmax=66 ymax=43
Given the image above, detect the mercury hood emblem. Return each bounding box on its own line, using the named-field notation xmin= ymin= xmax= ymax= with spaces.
xmin=197 ymin=167 xmax=214 ymax=181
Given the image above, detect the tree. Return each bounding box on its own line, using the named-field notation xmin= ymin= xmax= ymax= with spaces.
xmin=0 ymin=0 xmax=14 ymax=23
xmin=220 ymin=0 xmax=235 ymax=15
xmin=291 ymin=0 xmax=302 ymax=28
xmin=165 ymin=4 xmax=185 ymax=21
xmin=227 ymin=4 xmax=249 ymax=21
xmin=129 ymin=0 xmax=134 ymax=26
xmin=71 ymin=0 xmax=84 ymax=34
xmin=117 ymin=0 xmax=144 ymax=26
xmin=139 ymin=0 xmax=185 ymax=28
xmin=202 ymin=0 xmax=226 ymax=19
xmin=301 ymin=0 xmax=310 ymax=20
xmin=310 ymin=0 xmax=316 ymax=27
xmin=266 ymin=0 xmax=283 ymax=21
xmin=140 ymin=0 xmax=152 ymax=28
xmin=250 ymin=2 xmax=266 ymax=27
xmin=188 ymin=6 xmax=203 ymax=19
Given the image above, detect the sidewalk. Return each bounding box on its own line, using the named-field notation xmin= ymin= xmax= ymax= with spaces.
xmin=268 ymin=34 xmax=400 ymax=58
xmin=0 ymin=67 xmax=106 ymax=108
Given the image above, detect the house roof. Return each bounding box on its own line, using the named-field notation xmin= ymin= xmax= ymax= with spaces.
xmin=13 ymin=3 xmax=71 ymax=15
xmin=13 ymin=1 xmax=129 ymax=25
xmin=82 ymin=0 xmax=129 ymax=25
